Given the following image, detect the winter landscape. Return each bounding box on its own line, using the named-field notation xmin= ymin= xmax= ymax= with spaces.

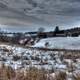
xmin=0 ymin=0 xmax=80 ymax=80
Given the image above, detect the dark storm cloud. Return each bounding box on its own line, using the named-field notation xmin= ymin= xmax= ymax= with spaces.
xmin=66 ymin=0 xmax=80 ymax=2
xmin=32 ymin=0 xmax=80 ymax=27
xmin=57 ymin=7 xmax=80 ymax=16
xmin=26 ymin=0 xmax=80 ymax=17
xmin=52 ymin=0 xmax=80 ymax=16
xmin=1 ymin=0 xmax=80 ymax=28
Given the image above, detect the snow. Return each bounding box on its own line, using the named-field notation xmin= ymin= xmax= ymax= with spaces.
xmin=33 ymin=37 xmax=80 ymax=49
xmin=0 ymin=44 xmax=57 ymax=70
xmin=6 ymin=34 xmax=14 ymax=37
xmin=0 ymin=43 xmax=80 ymax=80
xmin=54 ymin=64 xmax=67 ymax=69
xmin=0 ymin=44 xmax=79 ymax=69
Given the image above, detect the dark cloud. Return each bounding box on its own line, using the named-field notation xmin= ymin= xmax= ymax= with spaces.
xmin=1 ymin=0 xmax=80 ymax=28
xmin=66 ymin=0 xmax=80 ymax=2
xmin=57 ymin=7 xmax=80 ymax=16
xmin=23 ymin=0 xmax=80 ymax=17
xmin=53 ymin=0 xmax=80 ymax=16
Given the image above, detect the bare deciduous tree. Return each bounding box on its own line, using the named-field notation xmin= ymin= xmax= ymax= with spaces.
xmin=38 ymin=27 xmax=45 ymax=33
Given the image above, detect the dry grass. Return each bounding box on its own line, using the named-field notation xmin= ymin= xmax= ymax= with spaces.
xmin=0 ymin=64 xmax=47 ymax=80
xmin=0 ymin=64 xmax=15 ymax=80
xmin=0 ymin=64 xmax=67 ymax=80
xmin=56 ymin=71 xmax=66 ymax=80
xmin=63 ymin=51 xmax=80 ymax=59
xmin=25 ymin=67 xmax=47 ymax=80
xmin=73 ymin=73 xmax=80 ymax=80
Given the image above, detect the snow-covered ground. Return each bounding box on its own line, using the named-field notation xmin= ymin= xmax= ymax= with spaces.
xmin=0 ymin=43 xmax=80 ymax=80
xmin=0 ymin=44 xmax=79 ymax=71
xmin=33 ymin=37 xmax=80 ymax=50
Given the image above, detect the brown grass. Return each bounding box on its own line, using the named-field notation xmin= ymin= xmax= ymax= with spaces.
xmin=0 ymin=64 xmax=47 ymax=80
xmin=73 ymin=73 xmax=80 ymax=80
xmin=0 ymin=63 xmax=15 ymax=80
xmin=63 ymin=51 xmax=80 ymax=59
xmin=56 ymin=71 xmax=66 ymax=80
xmin=25 ymin=67 xmax=47 ymax=80
xmin=0 ymin=61 xmax=79 ymax=80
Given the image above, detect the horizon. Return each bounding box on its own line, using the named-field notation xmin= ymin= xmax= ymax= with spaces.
xmin=0 ymin=25 xmax=80 ymax=33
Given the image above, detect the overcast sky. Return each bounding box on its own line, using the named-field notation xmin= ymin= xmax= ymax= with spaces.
xmin=0 ymin=0 xmax=80 ymax=31
xmin=31 ymin=0 xmax=80 ymax=28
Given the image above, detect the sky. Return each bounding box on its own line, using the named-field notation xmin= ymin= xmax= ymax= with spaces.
xmin=0 ymin=0 xmax=80 ymax=32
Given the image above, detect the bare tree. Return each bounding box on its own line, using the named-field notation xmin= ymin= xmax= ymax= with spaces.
xmin=38 ymin=27 xmax=45 ymax=33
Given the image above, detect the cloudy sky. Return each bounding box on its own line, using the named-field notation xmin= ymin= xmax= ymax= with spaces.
xmin=0 ymin=0 xmax=80 ymax=32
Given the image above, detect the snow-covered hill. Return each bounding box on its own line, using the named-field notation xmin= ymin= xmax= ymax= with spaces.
xmin=33 ymin=37 xmax=80 ymax=50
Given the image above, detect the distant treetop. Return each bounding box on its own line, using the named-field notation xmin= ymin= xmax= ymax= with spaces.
xmin=38 ymin=27 xmax=45 ymax=33
xmin=54 ymin=26 xmax=59 ymax=32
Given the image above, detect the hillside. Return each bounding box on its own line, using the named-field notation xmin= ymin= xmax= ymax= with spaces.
xmin=33 ymin=37 xmax=80 ymax=50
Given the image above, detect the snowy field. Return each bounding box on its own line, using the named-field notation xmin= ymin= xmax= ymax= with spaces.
xmin=33 ymin=37 xmax=80 ymax=50
xmin=0 ymin=43 xmax=80 ymax=80
xmin=0 ymin=44 xmax=80 ymax=70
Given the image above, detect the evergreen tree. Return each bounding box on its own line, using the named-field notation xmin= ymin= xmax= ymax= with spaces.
xmin=54 ymin=26 xmax=59 ymax=32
